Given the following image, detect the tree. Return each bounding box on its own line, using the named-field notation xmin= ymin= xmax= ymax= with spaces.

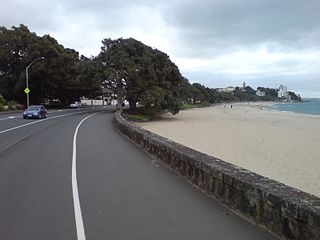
xmin=233 ymin=86 xmax=259 ymax=101
xmin=190 ymin=83 xmax=208 ymax=103
xmin=97 ymin=38 xmax=184 ymax=114
xmin=69 ymin=55 xmax=102 ymax=100
xmin=0 ymin=24 xmax=40 ymax=101
xmin=0 ymin=25 xmax=91 ymax=105
xmin=0 ymin=95 xmax=5 ymax=110
xmin=257 ymin=87 xmax=278 ymax=101
xmin=288 ymin=91 xmax=301 ymax=101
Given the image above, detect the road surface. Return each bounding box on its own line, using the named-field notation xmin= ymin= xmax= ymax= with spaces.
xmin=0 ymin=107 xmax=276 ymax=239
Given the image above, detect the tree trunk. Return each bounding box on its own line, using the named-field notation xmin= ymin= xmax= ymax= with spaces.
xmin=128 ymin=99 xmax=137 ymax=109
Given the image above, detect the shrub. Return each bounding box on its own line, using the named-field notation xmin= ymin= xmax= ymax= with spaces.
xmin=0 ymin=95 xmax=5 ymax=111
xmin=7 ymin=101 xmax=17 ymax=110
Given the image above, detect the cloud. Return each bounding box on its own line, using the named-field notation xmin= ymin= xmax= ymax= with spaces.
xmin=162 ymin=0 xmax=320 ymax=57
xmin=1 ymin=0 xmax=319 ymax=96
xmin=0 ymin=0 xmax=64 ymax=31
xmin=176 ymin=45 xmax=320 ymax=74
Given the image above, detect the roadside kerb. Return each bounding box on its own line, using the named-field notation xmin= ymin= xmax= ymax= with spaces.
xmin=0 ymin=110 xmax=23 ymax=115
xmin=114 ymin=111 xmax=320 ymax=240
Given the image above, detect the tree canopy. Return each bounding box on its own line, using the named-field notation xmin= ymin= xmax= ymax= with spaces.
xmin=0 ymin=24 xmax=301 ymax=112
xmin=0 ymin=24 xmax=100 ymax=106
xmin=96 ymin=38 xmax=184 ymax=114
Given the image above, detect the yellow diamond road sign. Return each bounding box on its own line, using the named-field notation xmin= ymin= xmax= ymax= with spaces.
xmin=24 ymin=88 xmax=30 ymax=94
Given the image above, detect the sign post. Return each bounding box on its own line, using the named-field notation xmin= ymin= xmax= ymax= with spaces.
xmin=25 ymin=57 xmax=45 ymax=108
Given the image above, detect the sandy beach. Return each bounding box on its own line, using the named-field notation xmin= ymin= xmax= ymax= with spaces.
xmin=136 ymin=103 xmax=320 ymax=197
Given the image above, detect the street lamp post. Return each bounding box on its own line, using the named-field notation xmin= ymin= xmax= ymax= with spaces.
xmin=25 ymin=57 xmax=45 ymax=108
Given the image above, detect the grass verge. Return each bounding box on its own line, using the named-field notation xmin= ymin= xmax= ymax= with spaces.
xmin=123 ymin=103 xmax=210 ymax=122
xmin=181 ymin=103 xmax=210 ymax=110
xmin=122 ymin=108 xmax=157 ymax=122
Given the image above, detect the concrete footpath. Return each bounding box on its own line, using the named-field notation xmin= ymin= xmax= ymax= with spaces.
xmin=77 ymin=112 xmax=276 ymax=239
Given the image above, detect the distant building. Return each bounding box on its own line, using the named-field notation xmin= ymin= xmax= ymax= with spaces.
xmin=217 ymin=86 xmax=236 ymax=93
xmin=278 ymin=85 xmax=289 ymax=99
xmin=287 ymin=95 xmax=292 ymax=101
xmin=226 ymin=86 xmax=236 ymax=92
xmin=256 ymin=89 xmax=266 ymax=97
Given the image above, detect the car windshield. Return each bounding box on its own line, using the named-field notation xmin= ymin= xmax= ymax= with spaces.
xmin=27 ymin=106 xmax=40 ymax=111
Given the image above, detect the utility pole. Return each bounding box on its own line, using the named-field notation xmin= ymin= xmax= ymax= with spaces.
xmin=25 ymin=57 xmax=45 ymax=108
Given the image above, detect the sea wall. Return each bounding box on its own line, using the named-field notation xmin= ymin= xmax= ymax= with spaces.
xmin=114 ymin=111 xmax=320 ymax=240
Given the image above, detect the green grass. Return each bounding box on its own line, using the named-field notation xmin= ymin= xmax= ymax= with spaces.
xmin=125 ymin=114 xmax=149 ymax=121
xmin=122 ymin=108 xmax=157 ymax=122
xmin=123 ymin=103 xmax=210 ymax=122
xmin=181 ymin=103 xmax=210 ymax=110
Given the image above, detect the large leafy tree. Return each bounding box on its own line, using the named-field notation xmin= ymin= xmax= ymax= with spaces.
xmin=0 ymin=24 xmax=40 ymax=101
xmin=0 ymin=24 xmax=100 ymax=106
xmin=73 ymin=55 xmax=103 ymax=99
xmin=97 ymin=38 xmax=184 ymax=114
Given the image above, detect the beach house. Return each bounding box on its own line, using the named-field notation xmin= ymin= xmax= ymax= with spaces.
xmin=256 ymin=89 xmax=266 ymax=97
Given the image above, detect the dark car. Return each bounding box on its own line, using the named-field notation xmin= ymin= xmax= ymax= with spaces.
xmin=23 ymin=105 xmax=48 ymax=119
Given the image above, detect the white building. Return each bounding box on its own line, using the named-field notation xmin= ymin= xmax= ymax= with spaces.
xmin=217 ymin=86 xmax=236 ymax=93
xmin=278 ymin=85 xmax=289 ymax=99
xmin=256 ymin=89 xmax=266 ymax=97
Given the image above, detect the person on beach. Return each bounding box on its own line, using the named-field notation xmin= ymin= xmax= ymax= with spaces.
xmin=231 ymin=104 xmax=233 ymax=109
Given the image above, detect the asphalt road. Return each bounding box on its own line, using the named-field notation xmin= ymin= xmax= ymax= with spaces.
xmin=0 ymin=107 xmax=276 ymax=240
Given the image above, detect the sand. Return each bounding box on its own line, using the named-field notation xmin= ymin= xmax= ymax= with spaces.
xmin=136 ymin=102 xmax=320 ymax=197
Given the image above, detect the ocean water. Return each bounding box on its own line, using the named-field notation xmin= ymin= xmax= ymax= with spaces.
xmin=270 ymin=99 xmax=320 ymax=116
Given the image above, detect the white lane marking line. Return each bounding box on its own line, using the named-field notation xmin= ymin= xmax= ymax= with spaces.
xmin=0 ymin=110 xmax=94 ymax=135
xmin=48 ymin=109 xmax=64 ymax=113
xmin=0 ymin=115 xmax=21 ymax=121
xmin=72 ymin=112 xmax=99 ymax=240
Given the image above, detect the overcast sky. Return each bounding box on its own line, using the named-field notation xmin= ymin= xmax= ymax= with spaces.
xmin=2 ymin=0 xmax=320 ymax=97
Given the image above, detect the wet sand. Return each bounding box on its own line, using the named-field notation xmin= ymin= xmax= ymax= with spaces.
xmin=136 ymin=103 xmax=320 ymax=197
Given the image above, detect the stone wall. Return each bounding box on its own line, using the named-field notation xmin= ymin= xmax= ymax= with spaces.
xmin=114 ymin=111 xmax=320 ymax=240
